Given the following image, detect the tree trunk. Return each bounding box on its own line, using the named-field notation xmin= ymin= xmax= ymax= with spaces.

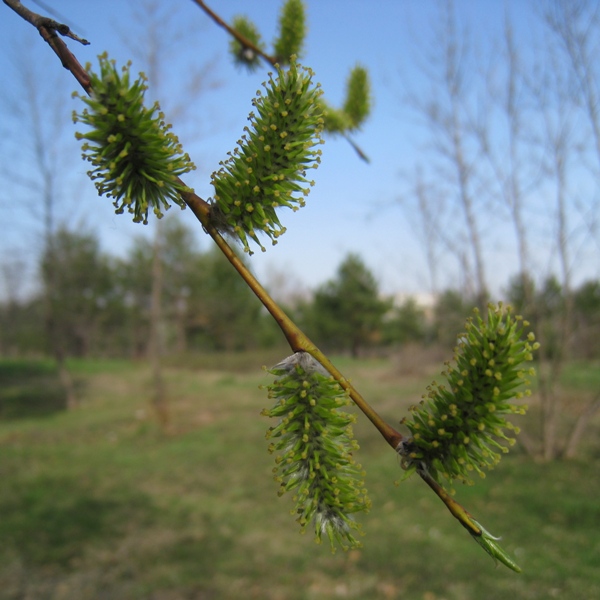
xmin=563 ymin=393 xmax=600 ymax=459
xmin=149 ymin=223 xmax=169 ymax=430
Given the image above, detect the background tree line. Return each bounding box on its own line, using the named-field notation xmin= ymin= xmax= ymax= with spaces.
xmin=1 ymin=221 xmax=599 ymax=363
xmin=0 ymin=217 xmax=274 ymax=358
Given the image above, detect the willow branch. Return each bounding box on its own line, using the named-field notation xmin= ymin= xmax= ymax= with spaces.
xmin=3 ymin=0 xmax=399 ymax=449
xmin=417 ymin=465 xmax=481 ymax=535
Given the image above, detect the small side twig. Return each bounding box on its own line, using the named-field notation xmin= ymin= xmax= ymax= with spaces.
xmin=3 ymin=0 xmax=92 ymax=93
xmin=4 ymin=0 xmax=89 ymax=44
xmin=342 ymin=132 xmax=371 ymax=163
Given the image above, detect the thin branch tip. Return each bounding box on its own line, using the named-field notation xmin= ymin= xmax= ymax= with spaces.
xmin=4 ymin=0 xmax=90 ymax=45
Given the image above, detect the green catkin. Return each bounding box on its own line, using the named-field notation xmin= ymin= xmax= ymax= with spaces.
xmin=262 ymin=352 xmax=370 ymax=551
xmin=273 ymin=0 xmax=307 ymax=63
xmin=342 ymin=65 xmax=371 ymax=130
xmin=209 ymin=59 xmax=324 ymax=254
xmin=396 ymin=304 xmax=536 ymax=573
xmin=398 ymin=303 xmax=538 ymax=486
xmin=229 ymin=15 xmax=265 ymax=71
xmin=73 ymin=54 xmax=195 ymax=224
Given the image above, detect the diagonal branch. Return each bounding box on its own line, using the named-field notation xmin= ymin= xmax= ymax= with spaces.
xmin=179 ymin=185 xmax=402 ymax=450
xmin=2 ymin=0 xmax=400 ymax=450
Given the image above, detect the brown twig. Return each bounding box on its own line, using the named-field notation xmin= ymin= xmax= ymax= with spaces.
xmin=3 ymin=0 xmax=89 ymax=44
xmin=3 ymin=0 xmax=92 ymax=94
xmin=191 ymin=0 xmax=278 ymax=67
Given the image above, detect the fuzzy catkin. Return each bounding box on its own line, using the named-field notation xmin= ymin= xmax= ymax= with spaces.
xmin=273 ymin=0 xmax=306 ymax=63
xmin=73 ymin=54 xmax=195 ymax=224
xmin=399 ymin=304 xmax=537 ymax=485
xmin=262 ymin=352 xmax=370 ymax=551
xmin=209 ymin=59 xmax=324 ymax=254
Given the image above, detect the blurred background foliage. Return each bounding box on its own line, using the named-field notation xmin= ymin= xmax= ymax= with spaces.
xmin=2 ymin=215 xmax=599 ymax=362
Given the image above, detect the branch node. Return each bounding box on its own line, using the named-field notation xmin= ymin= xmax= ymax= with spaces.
xmin=38 ymin=16 xmax=90 ymax=45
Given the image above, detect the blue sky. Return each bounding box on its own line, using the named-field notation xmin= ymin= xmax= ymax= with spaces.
xmin=1 ymin=1 xmax=597 ymax=302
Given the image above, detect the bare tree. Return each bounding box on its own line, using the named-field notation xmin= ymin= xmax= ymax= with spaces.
xmin=403 ymin=1 xmax=489 ymax=307
xmin=545 ymin=1 xmax=600 ymax=168
xmin=534 ymin=53 xmax=576 ymax=459
xmin=473 ymin=7 xmax=596 ymax=460
xmin=400 ymin=2 xmax=600 ymax=460
xmin=540 ymin=0 xmax=600 ymax=458
xmin=474 ymin=16 xmax=533 ymax=283
xmin=468 ymin=14 xmax=543 ymax=457
xmin=2 ymin=50 xmax=77 ymax=406
xmin=118 ymin=0 xmax=220 ymax=430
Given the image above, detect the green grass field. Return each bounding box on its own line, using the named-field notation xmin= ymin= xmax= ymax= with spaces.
xmin=0 ymin=353 xmax=599 ymax=599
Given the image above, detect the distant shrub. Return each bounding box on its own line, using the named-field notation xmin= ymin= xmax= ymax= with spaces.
xmin=0 ymin=360 xmax=68 ymax=419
